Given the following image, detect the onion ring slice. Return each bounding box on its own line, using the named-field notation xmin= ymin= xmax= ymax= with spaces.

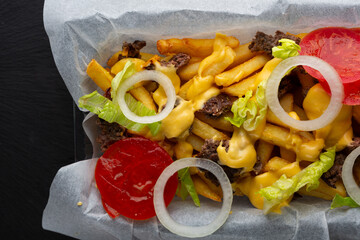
xmin=266 ymin=55 xmax=344 ymax=131
xmin=153 ymin=158 xmax=233 ymax=238
xmin=342 ymin=146 xmax=360 ymax=205
xmin=116 ymin=70 xmax=176 ymax=124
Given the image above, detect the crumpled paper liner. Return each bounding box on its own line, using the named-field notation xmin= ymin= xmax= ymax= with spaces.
xmin=43 ymin=0 xmax=360 ymax=239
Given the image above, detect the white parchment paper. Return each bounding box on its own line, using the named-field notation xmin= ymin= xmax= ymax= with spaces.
xmin=43 ymin=0 xmax=360 ymax=239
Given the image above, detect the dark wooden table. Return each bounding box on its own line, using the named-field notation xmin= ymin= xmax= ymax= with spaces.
xmin=1 ymin=1 xmax=84 ymax=239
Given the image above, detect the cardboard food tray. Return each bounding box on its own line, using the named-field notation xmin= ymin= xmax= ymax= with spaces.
xmin=43 ymin=1 xmax=360 ymax=239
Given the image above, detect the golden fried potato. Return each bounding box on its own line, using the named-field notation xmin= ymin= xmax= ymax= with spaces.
xmin=86 ymin=59 xmax=112 ymax=91
xmin=157 ymin=36 xmax=239 ymax=57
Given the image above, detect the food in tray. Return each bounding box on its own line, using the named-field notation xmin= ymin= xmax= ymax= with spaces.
xmin=78 ymin=27 xmax=360 ymax=237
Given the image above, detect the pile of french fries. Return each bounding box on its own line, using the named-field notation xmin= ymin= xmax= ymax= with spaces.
xmin=86 ymin=33 xmax=360 ymax=210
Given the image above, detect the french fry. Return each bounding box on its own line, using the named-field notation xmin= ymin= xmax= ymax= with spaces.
xmin=263 ymin=157 xmax=291 ymax=172
xmin=266 ymin=108 xmax=286 ymax=127
xmin=214 ymin=54 xmax=271 ymax=87
xmin=295 ymin=32 xmax=308 ymax=39
xmin=266 ymin=109 xmax=298 ymax=129
xmin=143 ymin=81 xmax=158 ymax=92
xmin=186 ymin=75 xmax=214 ymax=100
xmin=196 ymin=171 xmax=223 ymax=198
xmin=297 ymin=138 xmax=324 ymax=162
xmin=198 ymin=45 xmax=236 ymax=77
xmin=222 ymin=57 xmax=282 ymax=97
xmin=139 ymin=52 xmax=155 ymax=62
xmin=107 ymin=51 xmax=155 ymax=67
xmin=188 ymin=56 xmax=203 ymax=63
xmin=86 ymin=59 xmax=113 ymax=91
xmin=260 ymin=123 xmax=302 ymax=153
xmin=152 ymin=87 xmax=167 ymax=111
xmin=221 ymin=73 xmax=259 ymax=97
xmin=107 ymin=50 xmax=122 ymax=67
xmin=256 ymin=140 xmax=274 ymax=170
xmin=104 ymin=67 xmax=112 ymax=74
xmin=298 ymin=131 xmax=315 ymax=141
xmin=157 ymin=36 xmax=239 ymax=58
xmin=192 ymin=175 xmax=222 ymax=202
xmin=178 ymin=61 xmax=201 ymax=81
xmin=195 ymin=112 xmax=234 ymax=132
xmin=293 ymin=104 xmax=308 ymax=120
xmin=298 ymin=179 xmax=346 ymax=200
xmin=261 ymin=123 xmax=323 ymax=162
xmin=279 ymin=93 xmax=294 ymax=113
xmin=111 ymin=58 xmax=145 ymax=75
xmin=227 ymin=42 xmax=258 ymax=69
xmin=186 ymin=134 xmax=205 ymax=152
xmin=280 ymin=147 xmax=296 ymax=162
xmin=174 ymin=141 xmax=193 ymax=159
xmin=186 ymin=34 xmax=237 ymax=99
xmin=178 ymin=78 xmax=193 ymax=100
xmin=335 ymin=127 xmax=353 ymax=151
xmin=191 ymin=118 xmax=230 ymax=141
xmin=129 ymin=86 xmax=157 ymax=111
xmin=158 ymin=140 xmax=175 ymax=157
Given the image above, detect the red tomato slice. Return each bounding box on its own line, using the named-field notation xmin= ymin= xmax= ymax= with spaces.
xmin=299 ymin=27 xmax=360 ymax=105
xmin=95 ymin=137 xmax=178 ymax=220
xmin=351 ymin=28 xmax=360 ymax=34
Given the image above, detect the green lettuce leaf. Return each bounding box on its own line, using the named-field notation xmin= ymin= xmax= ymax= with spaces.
xmin=272 ymin=39 xmax=301 ymax=59
xmin=176 ymin=179 xmax=189 ymax=201
xmin=111 ymin=60 xmax=137 ymax=99
xmin=331 ymin=194 xmax=360 ymax=209
xmin=258 ymin=147 xmax=336 ymax=213
xmin=79 ymin=91 xmax=161 ymax=135
xmin=225 ymin=80 xmax=267 ymax=131
xmin=177 ymin=167 xmax=200 ymax=207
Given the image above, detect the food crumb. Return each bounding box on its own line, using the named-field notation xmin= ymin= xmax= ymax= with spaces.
xmin=77 ymin=201 xmax=83 ymax=206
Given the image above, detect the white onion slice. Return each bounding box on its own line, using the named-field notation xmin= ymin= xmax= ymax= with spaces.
xmin=153 ymin=158 xmax=233 ymax=238
xmin=266 ymin=55 xmax=344 ymax=131
xmin=342 ymin=146 xmax=360 ymax=205
xmin=116 ymin=70 xmax=176 ymax=124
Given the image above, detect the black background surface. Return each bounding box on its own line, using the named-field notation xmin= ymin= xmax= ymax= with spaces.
xmin=1 ymin=1 xmax=82 ymax=239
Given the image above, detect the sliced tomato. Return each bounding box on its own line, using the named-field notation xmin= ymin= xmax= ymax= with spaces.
xmin=299 ymin=27 xmax=360 ymax=105
xmin=95 ymin=137 xmax=178 ymax=220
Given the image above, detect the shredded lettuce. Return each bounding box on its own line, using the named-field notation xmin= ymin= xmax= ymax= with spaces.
xmin=258 ymin=147 xmax=336 ymax=213
xmin=331 ymin=194 xmax=360 ymax=209
xmin=272 ymin=39 xmax=301 ymax=59
xmin=177 ymin=167 xmax=200 ymax=207
xmin=79 ymin=91 xmax=161 ymax=135
xmin=225 ymin=80 xmax=267 ymax=131
xmin=79 ymin=60 xmax=161 ymax=136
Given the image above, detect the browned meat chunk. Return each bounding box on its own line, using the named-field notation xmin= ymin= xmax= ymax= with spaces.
xmin=96 ymin=118 xmax=129 ymax=152
xmin=144 ymin=53 xmax=191 ymax=70
xmin=322 ymin=137 xmax=360 ymax=187
xmin=278 ymin=70 xmax=301 ymax=99
xmin=248 ymin=31 xmax=301 ymax=56
xmin=118 ymin=40 xmax=146 ymax=60
xmin=161 ymin=53 xmax=191 ymax=68
xmin=197 ymin=94 xmax=232 ymax=118
xmin=197 ymin=139 xmax=243 ymax=186
xmin=197 ymin=139 xmax=228 ymax=161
